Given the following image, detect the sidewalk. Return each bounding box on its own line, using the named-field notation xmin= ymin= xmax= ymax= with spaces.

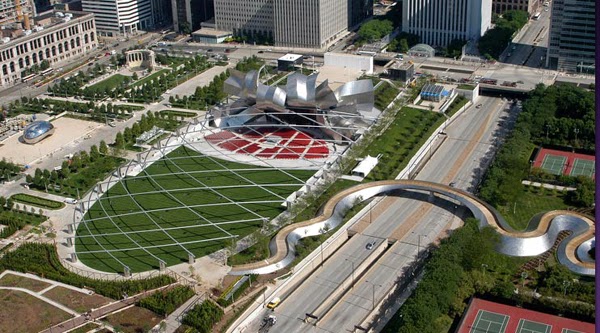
xmin=40 ymin=283 xmax=177 ymax=333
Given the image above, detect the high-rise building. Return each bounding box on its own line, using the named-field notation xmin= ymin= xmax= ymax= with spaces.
xmin=492 ymin=0 xmax=540 ymax=14
xmin=213 ymin=0 xmax=371 ymax=48
xmin=546 ymin=0 xmax=595 ymax=73
xmin=401 ymin=0 xmax=492 ymax=47
xmin=81 ymin=0 xmax=152 ymax=36
xmin=273 ymin=0 xmax=349 ymax=48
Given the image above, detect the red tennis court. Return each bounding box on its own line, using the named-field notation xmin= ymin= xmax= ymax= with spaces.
xmin=532 ymin=148 xmax=595 ymax=180
xmin=457 ymin=298 xmax=594 ymax=333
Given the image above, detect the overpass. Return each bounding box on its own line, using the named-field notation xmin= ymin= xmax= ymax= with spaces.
xmin=230 ymin=179 xmax=595 ymax=276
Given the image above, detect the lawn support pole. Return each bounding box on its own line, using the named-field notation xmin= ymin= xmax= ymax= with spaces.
xmin=70 ymin=253 xmax=78 ymax=263
xmin=159 ymin=260 xmax=166 ymax=272
xmin=188 ymin=253 xmax=195 ymax=265
xmin=124 ymin=266 xmax=131 ymax=278
xmin=66 ymin=237 xmax=74 ymax=247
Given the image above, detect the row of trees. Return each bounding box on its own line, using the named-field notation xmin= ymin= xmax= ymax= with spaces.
xmin=137 ymin=285 xmax=195 ymax=316
xmin=170 ymin=72 xmax=229 ymax=109
xmin=0 ymin=243 xmax=175 ymax=299
xmin=0 ymin=159 xmax=21 ymax=183
xmin=11 ymin=97 xmax=139 ymax=121
xmin=170 ymin=56 xmax=265 ymax=109
xmin=479 ymin=10 xmax=529 ymax=59
xmin=114 ymin=111 xmax=173 ymax=148
xmin=25 ymin=140 xmax=120 ymax=196
xmin=182 ymin=299 xmax=224 ymax=333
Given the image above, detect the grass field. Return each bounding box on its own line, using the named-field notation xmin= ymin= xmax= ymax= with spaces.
xmin=132 ymin=69 xmax=169 ymax=88
xmin=0 ymin=273 xmax=51 ymax=292
xmin=88 ymin=74 xmax=129 ymax=91
xmin=0 ymin=289 xmax=71 ymax=333
xmin=498 ymin=187 xmax=570 ymax=230
xmin=76 ymin=145 xmax=314 ymax=272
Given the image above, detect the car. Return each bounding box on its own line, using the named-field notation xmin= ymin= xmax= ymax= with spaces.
xmin=257 ymin=50 xmax=264 ymax=54
xmin=266 ymin=297 xmax=281 ymax=310
xmin=105 ymin=52 xmax=111 ymax=56
xmin=207 ymin=49 xmax=213 ymax=52
xmin=366 ymin=241 xmax=376 ymax=250
xmin=64 ymin=198 xmax=78 ymax=204
xmin=476 ymin=104 xmax=482 ymax=108
xmin=449 ymin=182 xmax=456 ymax=187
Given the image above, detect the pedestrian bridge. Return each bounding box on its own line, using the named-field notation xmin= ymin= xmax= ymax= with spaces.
xmin=230 ymin=180 xmax=594 ymax=276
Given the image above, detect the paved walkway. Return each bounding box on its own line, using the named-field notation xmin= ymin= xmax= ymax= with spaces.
xmin=153 ymin=293 xmax=206 ymax=333
xmin=40 ymin=283 xmax=176 ymax=333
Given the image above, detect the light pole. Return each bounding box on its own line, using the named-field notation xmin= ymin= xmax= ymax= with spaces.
xmin=345 ymin=258 xmax=355 ymax=288
xmin=365 ymin=280 xmax=382 ymax=310
xmin=562 ymin=280 xmax=570 ymax=296
xmin=481 ymin=264 xmax=488 ymax=276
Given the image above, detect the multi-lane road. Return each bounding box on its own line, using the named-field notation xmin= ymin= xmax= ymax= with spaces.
xmin=244 ymin=96 xmax=514 ymax=332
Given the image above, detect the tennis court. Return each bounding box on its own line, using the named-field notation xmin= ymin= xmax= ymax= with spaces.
xmin=540 ymin=154 xmax=566 ymax=175
xmin=569 ymin=158 xmax=595 ymax=178
xmin=470 ymin=310 xmax=509 ymax=333
xmin=516 ymin=319 xmax=551 ymax=333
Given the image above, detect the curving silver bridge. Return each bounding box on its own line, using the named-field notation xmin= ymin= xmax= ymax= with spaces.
xmin=230 ymin=180 xmax=595 ymax=276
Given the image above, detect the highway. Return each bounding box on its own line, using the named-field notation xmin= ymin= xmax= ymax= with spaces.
xmin=247 ymin=95 xmax=513 ymax=332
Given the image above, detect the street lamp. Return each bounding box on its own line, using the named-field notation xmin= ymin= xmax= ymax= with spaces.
xmin=562 ymin=280 xmax=570 ymax=296
xmin=481 ymin=264 xmax=488 ymax=276
xmin=345 ymin=258 xmax=355 ymax=288
xmin=365 ymin=280 xmax=382 ymax=310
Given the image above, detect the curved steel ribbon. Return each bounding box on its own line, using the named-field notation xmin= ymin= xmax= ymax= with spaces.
xmin=230 ymin=180 xmax=595 ymax=276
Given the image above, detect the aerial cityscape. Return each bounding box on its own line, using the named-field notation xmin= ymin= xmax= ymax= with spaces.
xmin=0 ymin=0 xmax=595 ymax=332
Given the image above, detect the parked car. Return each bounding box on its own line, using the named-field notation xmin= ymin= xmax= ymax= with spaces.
xmin=366 ymin=241 xmax=376 ymax=250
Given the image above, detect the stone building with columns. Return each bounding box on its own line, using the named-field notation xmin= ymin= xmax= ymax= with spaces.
xmin=0 ymin=10 xmax=97 ymax=89
xmin=125 ymin=49 xmax=156 ymax=71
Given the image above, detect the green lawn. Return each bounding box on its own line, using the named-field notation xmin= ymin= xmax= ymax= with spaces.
xmin=132 ymin=69 xmax=169 ymax=88
xmin=76 ymin=146 xmax=314 ymax=272
xmin=88 ymin=74 xmax=128 ymax=91
xmin=497 ymin=187 xmax=570 ymax=231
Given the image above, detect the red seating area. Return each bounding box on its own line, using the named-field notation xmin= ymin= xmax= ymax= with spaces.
xmin=204 ymin=128 xmax=329 ymax=159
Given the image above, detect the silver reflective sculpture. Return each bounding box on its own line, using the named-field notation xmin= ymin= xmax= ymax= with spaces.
xmin=23 ymin=120 xmax=55 ymax=144
xmin=212 ymin=67 xmax=376 ymax=143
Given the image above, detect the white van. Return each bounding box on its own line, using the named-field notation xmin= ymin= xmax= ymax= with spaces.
xmin=64 ymin=198 xmax=78 ymax=204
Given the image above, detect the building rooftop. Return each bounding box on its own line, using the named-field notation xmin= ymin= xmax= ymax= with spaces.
xmin=389 ymin=61 xmax=414 ymax=70
xmin=0 ymin=10 xmax=92 ymax=47
xmin=278 ymin=54 xmax=303 ymax=62
xmin=192 ymin=28 xmax=233 ymax=37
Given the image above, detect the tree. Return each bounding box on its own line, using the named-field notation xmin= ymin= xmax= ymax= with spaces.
xmin=0 ymin=196 xmax=6 ymax=210
xmin=115 ymin=132 xmax=125 ymax=149
xmin=90 ymin=145 xmax=100 ymax=162
xmin=99 ymin=140 xmax=109 ymax=155
xmin=357 ymin=19 xmax=393 ymax=44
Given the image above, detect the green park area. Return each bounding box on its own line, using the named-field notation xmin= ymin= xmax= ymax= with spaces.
xmin=76 ymin=146 xmax=314 ymax=272
xmin=87 ymin=74 xmax=129 ymax=92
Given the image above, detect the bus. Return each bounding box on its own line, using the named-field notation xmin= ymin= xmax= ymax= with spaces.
xmin=532 ymin=12 xmax=541 ymax=20
xmin=21 ymin=73 xmax=37 ymax=83
xmin=40 ymin=67 xmax=54 ymax=76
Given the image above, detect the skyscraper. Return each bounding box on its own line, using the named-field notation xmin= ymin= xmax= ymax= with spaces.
xmin=546 ymin=0 xmax=595 ymax=73
xmin=401 ymin=0 xmax=492 ymax=47
xmin=82 ymin=0 xmax=153 ymax=36
xmin=213 ymin=0 xmax=371 ymax=48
